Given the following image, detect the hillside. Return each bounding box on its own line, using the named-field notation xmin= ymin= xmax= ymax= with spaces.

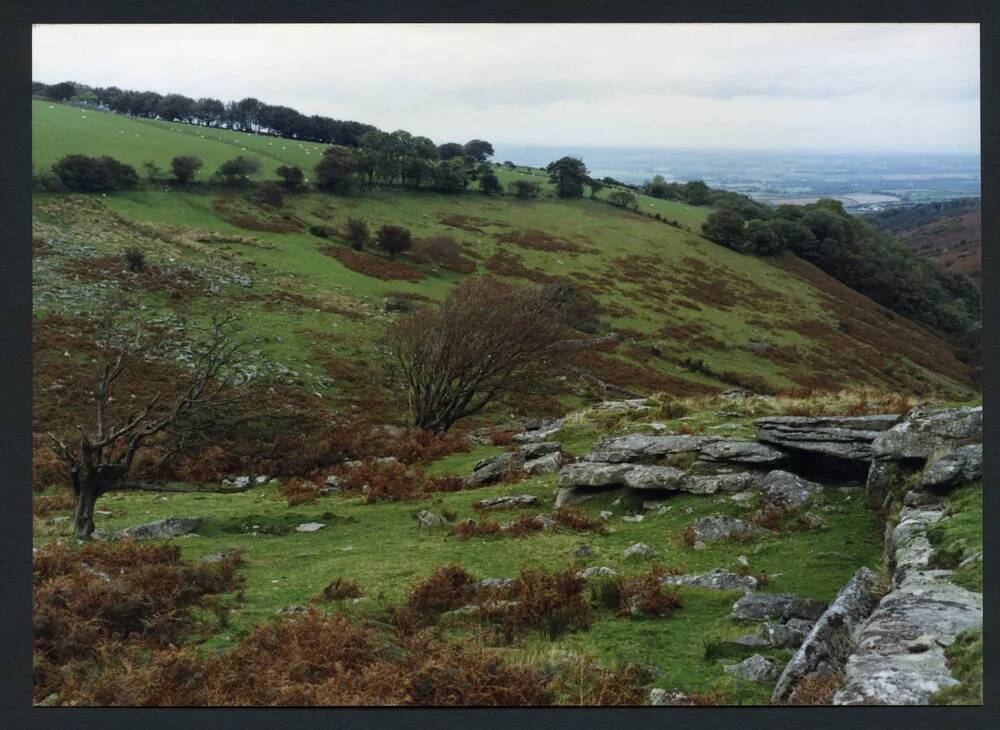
xmin=866 ymin=199 xmax=982 ymax=286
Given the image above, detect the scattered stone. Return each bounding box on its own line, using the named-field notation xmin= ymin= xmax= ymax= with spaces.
xmin=524 ymin=451 xmax=563 ymax=475
xmin=116 ymin=517 xmax=201 ymax=540
xmin=254 ymin=475 xmax=271 ymax=485
xmin=589 ymin=398 xmax=652 ymax=416
xmin=201 ymin=549 xmax=240 ymax=563
xmin=479 ymin=577 xmax=515 ymax=589
xmin=870 ymin=406 xmax=982 ymax=461
xmin=624 ymin=542 xmax=657 ymax=559
xmin=624 ymin=464 xmax=686 ymax=490
xmin=276 ymin=604 xmax=308 ymax=615
xmin=760 ymin=470 xmax=823 ymax=510
xmin=557 ymin=461 xmax=633 ymax=488
xmin=730 ymin=491 xmax=755 ymax=504
xmin=921 ymin=443 xmax=982 ymax=490
xmin=325 ymin=475 xmax=342 ymax=488
xmin=513 ymin=418 xmax=564 ymax=443
xmin=797 ymin=512 xmax=826 ymax=530
xmin=682 ymin=471 xmax=764 ymax=495
xmin=756 ymin=414 xmax=901 ymax=461
xmin=622 ymin=514 xmax=644 ymax=523
xmin=223 ymin=475 xmax=252 ymax=489
xmin=579 ymin=566 xmax=617 ymax=578
xmin=417 ymin=510 xmax=448 ymax=529
xmin=649 ymin=688 xmax=692 ymax=706
xmin=467 ymin=452 xmax=524 ymax=486
xmin=571 ymin=544 xmax=593 ymax=558
xmin=772 ymin=567 xmax=884 ymax=704
xmin=764 ymin=619 xmax=813 ymax=649
xmin=731 ymin=592 xmax=827 ymax=622
xmin=661 ymin=569 xmax=758 ymax=593
xmin=520 ymin=441 xmax=561 ymax=460
xmin=295 ymin=522 xmax=325 ymax=533
xmin=642 ymin=500 xmax=669 ymax=511
xmin=693 ymin=541 xmax=707 ymax=551
xmin=723 ymin=654 xmax=781 ymax=683
xmin=737 ymin=555 xmax=749 ymax=568
xmin=531 ymin=514 xmax=557 ymax=529
xmin=691 ymin=516 xmax=772 ymax=543
xmin=599 ymin=510 xmax=613 ymax=520
xmin=474 ymin=494 xmax=539 ymax=510
xmin=699 ymin=440 xmax=787 ymax=464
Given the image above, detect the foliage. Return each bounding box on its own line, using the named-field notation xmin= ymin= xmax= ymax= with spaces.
xmin=275 ymin=164 xmax=305 ymax=190
xmin=314 ymin=146 xmax=361 ymax=194
xmin=216 ymin=155 xmax=260 ymax=186
xmin=52 ymin=154 xmax=138 ymax=192
xmin=121 ymin=247 xmax=146 ymax=272
xmin=345 ymin=217 xmax=370 ymax=251
xmin=509 ymin=179 xmax=540 ymax=199
xmin=607 ymin=190 xmax=638 ymax=211
xmin=546 ymin=157 xmax=589 ymax=199
xmin=931 ymin=629 xmax=982 ymax=705
xmin=376 ymin=224 xmax=413 ymax=258
xmin=169 ymin=155 xmax=203 ymax=184
xmin=479 ymin=171 xmax=502 ymax=195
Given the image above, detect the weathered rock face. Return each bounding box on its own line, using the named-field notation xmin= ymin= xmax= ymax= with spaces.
xmin=724 ymin=654 xmax=782 ymax=683
xmin=921 ymin=443 xmax=982 ymax=490
xmin=582 ymin=434 xmax=711 ymax=464
xmin=524 ymin=451 xmax=563 ymax=475
xmin=887 ymin=503 xmax=943 ymax=585
xmin=764 ymin=619 xmax=814 ymax=649
xmin=755 ymin=414 xmax=901 ymax=461
xmin=699 ymin=440 xmax=787 ymax=465
xmin=683 ymin=471 xmax=764 ymax=495
xmin=771 ymin=567 xmax=883 ymax=704
xmin=557 ymin=462 xmax=633 ymax=488
xmin=760 ymin=470 xmax=823 ymax=510
xmin=553 ymin=486 xmax=613 ymax=509
xmin=513 ymin=418 xmax=564 ymax=443
xmin=474 ymin=494 xmax=539 ymax=510
xmin=588 ymin=399 xmax=652 ymax=416
xmin=624 ymin=542 xmax=657 ymax=559
xmin=417 ymin=510 xmax=449 ymax=529
xmin=579 ymin=566 xmax=617 ymax=578
xmin=731 ymin=592 xmax=828 ymax=622
xmin=660 ymin=569 xmax=758 ymax=593
xmin=466 ymin=452 xmax=524 ymax=486
xmin=116 ymin=517 xmax=201 ymax=540
xmin=623 ymin=465 xmax=687 ymax=490
xmin=691 ymin=516 xmax=772 ymax=543
xmin=520 ymin=441 xmax=561 ymax=460
xmin=870 ymin=406 xmax=981 ymax=462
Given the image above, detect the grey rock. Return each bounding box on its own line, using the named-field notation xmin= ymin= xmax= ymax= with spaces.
xmin=624 ymin=542 xmax=657 ymax=559
xmin=589 ymin=398 xmax=652 ymax=415
xmin=474 ymin=494 xmax=539 ymax=510
xmin=903 ymin=489 xmax=942 ymax=508
xmin=691 ymin=516 xmax=772 ymax=543
xmin=513 ymin=418 xmax=564 ymax=443
xmin=532 ymin=514 xmax=557 ymax=529
xmin=276 ymin=604 xmax=308 ymax=615
xmin=520 ymin=441 xmax=561 ymax=460
xmin=579 ymin=566 xmax=617 ymax=578
xmin=622 ymin=514 xmax=644 ymax=523
xmin=649 ymin=688 xmax=692 ymax=706
xmin=624 ymin=464 xmax=686 ymax=490
xmin=756 ymin=414 xmax=901 ymax=461
xmin=557 ymin=461 xmax=633 ymax=488
xmin=571 ymin=544 xmax=594 ymax=558
xmin=479 ymin=577 xmax=515 ymax=589
xmin=732 ymin=592 xmax=828 ymax=622
xmin=699 ymin=439 xmax=787 ymax=464
xmin=724 ymin=654 xmax=781 ymax=683
xmin=772 ymin=567 xmax=884 ymax=704
xmin=116 ymin=517 xmax=201 ymax=540
xmin=553 ymin=486 xmax=614 ymax=509
xmin=417 ymin=510 xmax=449 ymax=529
xmin=599 ymin=510 xmax=613 ymax=520
xmin=871 ymin=406 xmax=981 ymax=461
xmin=684 ymin=471 xmax=764 ymax=495
xmin=660 ymin=568 xmax=758 ymax=593
xmin=888 ymin=504 xmax=944 ymax=585
xmin=467 ymin=452 xmax=524 ymax=486
xmin=761 ymin=470 xmax=823 ymax=510
xmin=325 ymin=474 xmax=342 ymax=488
xmin=642 ymin=500 xmax=669 ymax=511
xmin=201 ymin=549 xmax=240 ymax=563
xmin=764 ymin=620 xmax=813 ymax=649
xmin=583 ymin=434 xmax=712 ymax=463
xmin=921 ymin=444 xmax=982 ymax=490
xmin=295 ymin=522 xmax=325 ymax=533
xmin=524 ymin=451 xmax=563 ymax=475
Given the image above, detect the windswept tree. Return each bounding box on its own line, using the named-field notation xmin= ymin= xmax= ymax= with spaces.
xmin=47 ymin=307 xmax=259 ymax=540
xmin=607 ymin=189 xmax=638 ymax=211
xmin=546 ymin=157 xmax=589 ymax=198
xmin=314 ymin=146 xmax=361 ymax=194
xmin=587 ymin=178 xmax=605 ymax=199
xmin=380 ymin=277 xmax=567 ymax=433
xmin=463 ymin=139 xmax=495 ymax=163
xmin=216 ymin=155 xmax=260 ymax=186
xmin=170 ymin=155 xmax=203 ymax=184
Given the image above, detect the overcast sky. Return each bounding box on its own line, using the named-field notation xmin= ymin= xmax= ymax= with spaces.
xmin=32 ymin=23 xmax=980 ymax=154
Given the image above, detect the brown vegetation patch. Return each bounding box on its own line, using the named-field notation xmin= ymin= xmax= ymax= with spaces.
xmin=571 ymin=350 xmax=718 ymax=397
xmin=409 ymin=235 xmax=477 ymax=273
xmin=54 ymin=255 xmax=203 ymax=298
xmin=483 ymin=250 xmax=562 ymax=284
xmin=320 ymin=245 xmax=426 ymax=282
xmin=212 ymin=198 xmax=304 ymax=233
xmin=438 ymin=213 xmax=510 ymax=234
xmin=617 ymin=566 xmax=684 ymax=618
xmin=495 ymin=229 xmax=595 ymax=254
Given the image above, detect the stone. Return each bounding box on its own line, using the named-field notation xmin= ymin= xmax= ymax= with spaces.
xmin=649 ymin=688 xmax=692 ymax=706
xmin=589 ymin=398 xmax=652 ymax=416
xmin=479 ymin=577 xmax=515 ymax=589
xmin=474 ymin=494 xmax=539 ymax=510
xmin=467 ymin=452 xmax=524 ymax=486
xmin=623 ymin=464 xmax=686 ymax=490
xmin=624 ymin=542 xmax=657 ymax=559
xmin=921 ymin=444 xmax=982 ymax=490
xmin=642 ymin=500 xmax=669 ymax=511
xmin=254 ymin=475 xmax=271 ymax=485
xmin=699 ymin=439 xmax=788 ymax=464
xmin=325 ymin=474 xmax=342 ymax=488
xmin=771 ymin=567 xmax=884 ymax=704
xmin=888 ymin=504 xmax=944 ymax=585
xmin=691 ymin=516 xmax=772 ymax=543
xmin=295 ymin=522 xmax=325 ymax=532
xmin=557 ymin=462 xmax=633 ymax=488
xmin=731 ymin=592 xmax=828 ymax=622
xmin=223 ymin=475 xmax=252 ymax=489
xmin=417 ymin=510 xmax=449 ymax=529
xmin=201 ymin=549 xmax=240 ymax=563
xmin=755 ymin=414 xmax=901 ymax=461
xmin=760 ymin=470 xmax=823 ymax=510
xmin=520 ymin=441 xmax=561 ymax=460
xmin=524 ymin=451 xmax=563 ymax=475
xmin=737 ymin=555 xmax=750 ymax=567
xmin=730 ymin=491 xmax=755 ymax=504
xmin=723 ymin=654 xmax=781 ymax=683
xmin=660 ymin=568 xmax=758 ymax=593
xmin=571 ymin=544 xmax=593 ymax=558
xmin=764 ymin=620 xmax=812 ymax=649
xmin=682 ymin=471 xmax=764 ymax=495
xmin=553 ymin=486 xmax=612 ymax=509
xmin=276 ymin=604 xmax=308 ymax=615
xmin=513 ymin=418 xmax=564 ymax=443
xmin=116 ymin=517 xmax=202 ymax=540
xmin=579 ymin=566 xmax=617 ymax=578
xmin=622 ymin=514 xmax=644 ymax=523
xmin=599 ymin=510 xmax=613 ymax=520
xmin=693 ymin=541 xmax=707 ymax=551
xmin=582 ymin=434 xmax=712 ymax=463
xmin=871 ymin=406 xmax=981 ymax=461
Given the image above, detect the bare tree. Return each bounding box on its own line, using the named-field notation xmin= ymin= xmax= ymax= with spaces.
xmin=380 ymin=277 xmax=567 ymax=434
xmin=48 ymin=307 xmax=257 ymax=540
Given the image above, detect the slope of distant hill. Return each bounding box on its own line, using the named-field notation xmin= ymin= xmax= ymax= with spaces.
xmin=866 ymin=199 xmax=982 ymax=286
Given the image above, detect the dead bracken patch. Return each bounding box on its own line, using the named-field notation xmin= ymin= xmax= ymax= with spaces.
xmin=320 ymin=245 xmax=426 ymax=281
xmin=495 ymin=229 xmax=595 ymax=254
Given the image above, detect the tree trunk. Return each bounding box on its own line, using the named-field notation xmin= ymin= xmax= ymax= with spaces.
xmin=73 ymin=482 xmax=99 ymax=540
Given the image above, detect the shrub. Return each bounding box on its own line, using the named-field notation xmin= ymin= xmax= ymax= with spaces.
xmin=52 ymin=154 xmax=138 ymax=191
xmin=216 ymin=155 xmax=260 ymax=186
xmin=484 ymin=568 xmax=592 ymax=642
xmin=479 ymin=171 xmax=502 ymax=195
xmin=170 ymin=155 xmax=203 ymax=184
xmin=551 ymin=507 xmax=609 ymax=534
xmin=409 ymin=236 xmax=475 ymax=273
xmin=309 ymin=224 xmax=331 ymax=238
xmin=617 ymin=566 xmax=683 ymax=617
xmin=277 ymin=478 xmax=319 ymax=506
xmin=345 ymin=217 xmax=370 ymax=251
xmin=376 ymin=224 xmax=412 ymax=258
xmin=407 ymin=564 xmax=480 ymax=617
xmin=252 ymin=182 xmax=285 ymax=207
xmin=122 ymin=247 xmax=146 ymax=272
xmin=275 ymin=164 xmax=305 ymax=190
xmin=315 ymin=577 xmax=363 ymax=602
xmin=509 ymin=179 xmax=539 ymax=199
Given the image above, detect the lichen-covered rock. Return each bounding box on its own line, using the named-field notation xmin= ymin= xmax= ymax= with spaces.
xmin=755 ymin=414 xmax=901 ymax=461
xmin=520 ymin=441 xmax=561 ymax=460
xmin=682 ymin=470 xmax=764 ymax=495
xmin=523 ymin=450 xmax=563 ymax=475
xmin=116 ymin=517 xmax=202 ymax=540
xmin=582 ymin=434 xmax=712 ymax=463
xmin=466 ymin=452 xmax=525 ymax=486
xmin=513 ymin=418 xmax=564 ymax=443
xmin=557 ymin=461 xmax=634 ymax=488
xmin=649 ymin=688 xmax=693 ymax=706
xmin=888 ymin=503 xmax=944 ymax=586
xmin=660 ymin=568 xmax=758 ymax=593
xmin=579 ymin=566 xmax=618 ymax=578
xmin=474 ymin=494 xmax=539 ymax=510
xmin=623 ymin=464 xmax=686 ymax=490
xmin=699 ymin=439 xmax=787 ymax=464
xmin=723 ymin=654 xmax=781 ymax=683
xmin=624 ymin=542 xmax=657 ymax=559
xmin=760 ymin=470 xmax=823 ymax=510
xmin=921 ymin=443 xmax=982 ymax=490
xmin=691 ymin=516 xmax=772 ymax=543
xmin=553 ymin=486 xmax=614 ymax=509
xmin=771 ymin=567 xmax=883 ymax=704
xmin=417 ymin=510 xmax=449 ymax=529
xmin=731 ymin=592 xmax=827 ymax=622
xmin=764 ymin=619 xmax=814 ymax=649
xmin=871 ymin=406 xmax=981 ymax=461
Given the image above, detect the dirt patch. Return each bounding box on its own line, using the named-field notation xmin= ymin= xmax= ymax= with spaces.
xmin=213 ymin=198 xmax=305 ymax=233
xmin=320 ymin=246 xmax=426 ymax=282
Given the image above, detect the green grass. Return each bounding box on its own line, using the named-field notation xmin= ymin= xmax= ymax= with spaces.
xmin=927 ymin=481 xmax=982 ymax=592
xmin=931 ymin=629 xmax=983 ymax=705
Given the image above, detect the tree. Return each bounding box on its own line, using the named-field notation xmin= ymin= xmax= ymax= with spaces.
xmin=216 ymin=156 xmax=260 ymax=186
xmin=346 ymin=217 xmax=370 ymax=251
xmin=170 ymin=155 xmax=203 ymax=184
xmin=509 ymin=180 xmax=539 ymax=200
xmin=479 ymin=171 xmax=502 ymax=195
xmin=607 ymin=190 xmax=638 ymax=210
xmin=47 ymin=309 xmax=256 ymax=540
xmin=546 ymin=157 xmax=589 ymax=198
xmin=194 ymin=97 xmax=225 ymax=126
xmin=376 ymin=225 xmax=412 ymax=258
xmin=142 ymin=161 xmax=163 ymax=182
xmin=380 ymin=278 xmax=567 ymax=433
xmin=745 ymin=219 xmax=784 ymax=255
xmin=431 ymin=158 xmax=470 ymax=193
xmin=701 ymin=208 xmax=748 ymax=251
xmin=463 ymin=140 xmax=495 ymax=163
xmin=682 ymin=180 xmax=711 ymax=205
xmin=44 ymin=81 xmax=77 ymax=101
xmin=437 ymin=142 xmax=465 ymax=160
xmin=314 ymin=146 xmax=361 ymax=194
xmin=158 ymin=94 xmax=195 ymax=122
xmin=588 ymin=178 xmax=605 ymax=199
xmin=52 ymin=155 xmax=138 ymax=192
xmin=276 ymin=165 xmax=305 ymax=190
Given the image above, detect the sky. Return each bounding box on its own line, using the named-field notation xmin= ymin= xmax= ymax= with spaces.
xmin=32 ymin=23 xmax=980 ymax=154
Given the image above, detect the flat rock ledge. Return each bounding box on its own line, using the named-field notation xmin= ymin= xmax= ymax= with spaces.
xmin=755 ymin=414 xmax=901 ymax=461
xmin=116 ymin=517 xmax=202 ymax=540
xmin=731 ymin=592 xmax=827 ymax=622
xmin=692 ymin=516 xmax=772 ymax=543
xmin=660 ymin=568 xmax=758 ymax=593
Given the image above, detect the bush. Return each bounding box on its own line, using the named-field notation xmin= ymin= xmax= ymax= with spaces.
xmin=376 ymin=224 xmax=412 ymax=258
xmin=52 ymin=154 xmax=138 ymax=192
xmin=617 ymin=566 xmax=683 ymax=617
xmin=309 ymin=224 xmax=331 ymax=238
xmin=479 ymin=171 xmax=502 ymax=195
xmin=277 ymin=478 xmax=319 ymax=506
xmin=216 ymin=155 xmax=260 ymax=186
xmin=409 ymin=236 xmax=475 ymax=273
xmin=407 ymin=564 xmax=480 ymax=617
xmin=170 ymin=155 xmax=203 ymax=184
xmin=509 ymin=179 xmax=539 ymax=199
xmin=345 ymin=217 xmax=369 ymax=251
xmin=315 ymin=577 xmax=363 ymax=602
xmin=252 ymin=182 xmax=285 ymax=207
xmin=275 ymin=164 xmax=305 ymax=190
xmin=122 ymin=248 xmax=146 ymax=272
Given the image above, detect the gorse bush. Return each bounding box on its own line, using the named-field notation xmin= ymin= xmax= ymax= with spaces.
xmin=122 ymin=247 xmax=146 ymax=272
